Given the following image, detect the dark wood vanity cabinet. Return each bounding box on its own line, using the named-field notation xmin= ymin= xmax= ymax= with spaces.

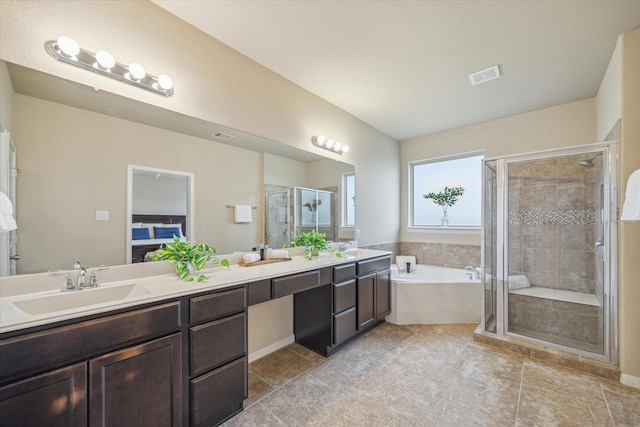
xmin=0 ymin=362 xmax=87 ymax=427
xmin=0 ymin=302 xmax=182 ymax=427
xmin=294 ymin=256 xmax=391 ymax=356
xmin=187 ymin=286 xmax=247 ymax=427
xmin=89 ymin=333 xmax=182 ymax=427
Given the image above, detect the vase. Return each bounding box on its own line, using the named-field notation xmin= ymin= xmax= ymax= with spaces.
xmin=441 ymin=207 xmax=450 ymax=227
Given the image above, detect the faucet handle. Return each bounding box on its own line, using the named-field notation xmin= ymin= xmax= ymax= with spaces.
xmin=87 ymin=266 xmax=109 ymax=288
xmin=61 ymin=272 xmax=75 ymax=292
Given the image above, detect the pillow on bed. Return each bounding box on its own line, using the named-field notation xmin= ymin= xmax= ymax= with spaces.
xmin=160 ymin=222 xmax=184 ymax=238
xmin=132 ymin=228 xmax=151 ymax=240
xmin=154 ymin=226 xmax=182 ymax=239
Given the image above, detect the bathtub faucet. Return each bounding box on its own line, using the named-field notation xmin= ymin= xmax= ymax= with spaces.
xmin=464 ymin=265 xmax=480 ymax=279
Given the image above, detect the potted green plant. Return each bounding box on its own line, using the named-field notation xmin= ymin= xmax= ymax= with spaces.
xmin=423 ymin=186 xmax=464 ymax=226
xmin=284 ymin=230 xmax=342 ymax=261
xmin=150 ymin=235 xmax=229 ymax=282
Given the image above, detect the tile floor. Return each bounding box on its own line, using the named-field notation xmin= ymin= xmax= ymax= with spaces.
xmin=222 ymin=323 xmax=640 ymax=426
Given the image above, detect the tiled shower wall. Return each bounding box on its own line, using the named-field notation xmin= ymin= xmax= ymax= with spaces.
xmin=507 ymin=155 xmax=599 ymax=295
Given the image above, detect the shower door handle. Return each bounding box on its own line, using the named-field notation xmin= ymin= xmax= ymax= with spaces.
xmin=595 ymin=241 xmax=605 ymax=249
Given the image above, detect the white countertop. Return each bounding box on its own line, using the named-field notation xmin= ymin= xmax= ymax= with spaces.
xmin=0 ymin=249 xmax=390 ymax=334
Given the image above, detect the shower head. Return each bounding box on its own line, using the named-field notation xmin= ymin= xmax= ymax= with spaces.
xmin=578 ymin=154 xmax=601 ymax=168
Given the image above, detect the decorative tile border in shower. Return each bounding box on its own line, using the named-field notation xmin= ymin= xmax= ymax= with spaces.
xmin=509 ymin=209 xmax=595 ymax=225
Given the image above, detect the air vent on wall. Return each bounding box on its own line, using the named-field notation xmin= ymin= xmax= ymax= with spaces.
xmin=468 ymin=65 xmax=502 ymax=86
xmin=212 ymin=132 xmax=234 ymax=141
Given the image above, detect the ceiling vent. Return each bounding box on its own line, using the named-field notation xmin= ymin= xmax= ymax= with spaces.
xmin=468 ymin=65 xmax=502 ymax=86
xmin=212 ymin=132 xmax=234 ymax=141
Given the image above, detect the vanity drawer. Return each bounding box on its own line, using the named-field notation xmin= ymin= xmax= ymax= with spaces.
xmin=333 ymin=307 xmax=357 ymax=345
xmin=357 ymin=256 xmax=391 ymax=276
xmin=319 ymin=267 xmax=332 ymax=286
xmin=190 ymin=287 xmax=246 ymax=324
xmin=0 ymin=302 xmax=181 ymax=382
xmin=272 ymin=270 xmax=319 ymax=298
xmin=247 ymin=279 xmax=271 ymax=306
xmin=190 ymin=312 xmax=246 ymax=377
xmin=333 ymin=279 xmax=356 ymax=314
xmin=190 ymin=356 xmax=247 ymax=427
xmin=333 ymin=263 xmax=356 ymax=283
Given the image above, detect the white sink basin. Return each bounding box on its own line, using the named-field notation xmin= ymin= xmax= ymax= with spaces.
xmin=3 ymin=283 xmax=152 ymax=320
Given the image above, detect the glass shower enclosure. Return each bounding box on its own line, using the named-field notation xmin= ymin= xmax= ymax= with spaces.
xmin=482 ymin=143 xmax=617 ymax=363
xmin=265 ymin=187 xmax=336 ymax=249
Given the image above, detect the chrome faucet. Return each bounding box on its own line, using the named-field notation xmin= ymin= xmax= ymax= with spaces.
xmin=465 ymin=265 xmax=480 ymax=279
xmin=51 ymin=262 xmax=108 ymax=292
xmin=74 ymin=261 xmax=87 ymax=289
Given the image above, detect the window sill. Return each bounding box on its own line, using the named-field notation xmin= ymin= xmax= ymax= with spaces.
xmin=406 ymin=226 xmax=481 ymax=235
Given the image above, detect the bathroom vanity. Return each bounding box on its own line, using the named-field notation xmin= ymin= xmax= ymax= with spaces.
xmin=0 ymin=250 xmax=391 ymax=427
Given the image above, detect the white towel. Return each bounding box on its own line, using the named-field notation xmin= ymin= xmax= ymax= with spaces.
xmin=395 ymin=255 xmax=416 ymax=272
xmin=234 ymin=205 xmax=253 ymax=223
xmin=242 ymin=253 xmax=261 ymax=263
xmin=270 ymin=249 xmax=289 ymax=259
xmin=0 ymin=191 xmax=17 ymax=232
xmin=508 ymin=275 xmax=530 ymax=290
xmin=621 ymin=169 xmax=640 ymax=221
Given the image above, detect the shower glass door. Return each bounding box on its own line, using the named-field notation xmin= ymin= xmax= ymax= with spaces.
xmin=266 ymin=189 xmax=290 ymax=249
xmin=505 ymin=150 xmax=610 ymax=356
xmin=483 ymin=160 xmax=498 ymax=332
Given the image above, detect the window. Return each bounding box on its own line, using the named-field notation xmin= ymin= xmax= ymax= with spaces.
xmin=410 ymin=153 xmax=483 ymax=228
xmin=342 ymin=172 xmax=355 ymax=227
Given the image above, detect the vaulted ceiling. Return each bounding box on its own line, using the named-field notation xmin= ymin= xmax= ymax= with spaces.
xmin=153 ymin=0 xmax=640 ymax=141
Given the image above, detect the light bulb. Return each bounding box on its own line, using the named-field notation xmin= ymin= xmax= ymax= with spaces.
xmin=315 ymin=135 xmax=326 ymax=146
xmin=128 ymin=63 xmax=146 ymax=81
xmin=333 ymin=142 xmax=342 ymax=152
xmin=325 ymin=139 xmax=335 ymax=149
xmin=341 ymin=145 xmax=350 ymax=153
xmin=57 ymin=36 xmax=79 ymax=58
xmin=157 ymin=74 xmax=173 ymax=90
xmin=95 ymin=50 xmax=115 ymax=70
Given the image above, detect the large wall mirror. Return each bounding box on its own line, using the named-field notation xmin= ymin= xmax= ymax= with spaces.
xmin=1 ymin=61 xmax=355 ymax=276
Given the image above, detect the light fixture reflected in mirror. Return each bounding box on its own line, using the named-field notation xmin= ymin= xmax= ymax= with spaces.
xmin=45 ymin=36 xmax=174 ymax=97
xmin=311 ymin=135 xmax=349 ymax=154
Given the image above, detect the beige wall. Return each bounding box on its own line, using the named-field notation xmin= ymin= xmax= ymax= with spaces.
xmin=0 ymin=60 xmax=13 ymax=132
xmin=596 ymin=38 xmax=622 ymax=142
xmin=0 ymin=0 xmax=400 ymax=251
xmin=618 ymin=28 xmax=640 ymax=384
xmin=399 ymin=98 xmax=596 ymax=246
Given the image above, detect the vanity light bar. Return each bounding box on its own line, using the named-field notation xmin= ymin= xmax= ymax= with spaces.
xmin=311 ymin=135 xmax=349 ymax=155
xmin=45 ymin=36 xmax=174 ymax=97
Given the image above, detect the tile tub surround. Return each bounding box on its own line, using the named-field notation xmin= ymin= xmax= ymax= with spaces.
xmin=400 ymin=241 xmax=481 ymax=269
xmin=222 ymin=323 xmax=638 ymax=426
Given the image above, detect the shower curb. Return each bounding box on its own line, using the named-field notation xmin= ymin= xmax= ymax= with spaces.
xmin=473 ymin=324 xmax=620 ymax=382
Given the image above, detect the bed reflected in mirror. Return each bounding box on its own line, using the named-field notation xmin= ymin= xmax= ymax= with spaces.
xmin=126 ymin=165 xmax=194 ymax=263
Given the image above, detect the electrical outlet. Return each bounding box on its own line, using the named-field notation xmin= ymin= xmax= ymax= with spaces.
xmin=96 ymin=211 xmax=109 ymax=221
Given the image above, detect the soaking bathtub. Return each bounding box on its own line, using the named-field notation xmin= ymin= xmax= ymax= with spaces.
xmin=385 ymin=264 xmax=483 ymax=325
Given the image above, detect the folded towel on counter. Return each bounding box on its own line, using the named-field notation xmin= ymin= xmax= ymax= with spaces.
xmin=0 ymin=191 xmax=17 ymax=233
xmin=234 ymin=205 xmax=253 ymax=223
xmin=395 ymin=255 xmax=416 ymax=272
xmin=242 ymin=253 xmax=261 ymax=263
xmin=508 ymin=275 xmax=530 ymax=290
xmin=269 ymin=249 xmax=289 ymax=259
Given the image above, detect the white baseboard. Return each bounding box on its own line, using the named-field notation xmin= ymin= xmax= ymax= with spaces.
xmin=248 ymin=335 xmax=295 ymax=363
xmin=620 ymin=373 xmax=640 ymax=390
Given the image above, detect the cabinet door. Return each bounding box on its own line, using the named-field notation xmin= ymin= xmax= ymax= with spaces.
xmin=0 ymin=362 xmax=87 ymax=427
xmin=89 ymin=333 xmax=182 ymax=427
xmin=376 ymin=270 xmax=391 ymax=320
xmin=357 ymin=274 xmax=376 ymax=330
